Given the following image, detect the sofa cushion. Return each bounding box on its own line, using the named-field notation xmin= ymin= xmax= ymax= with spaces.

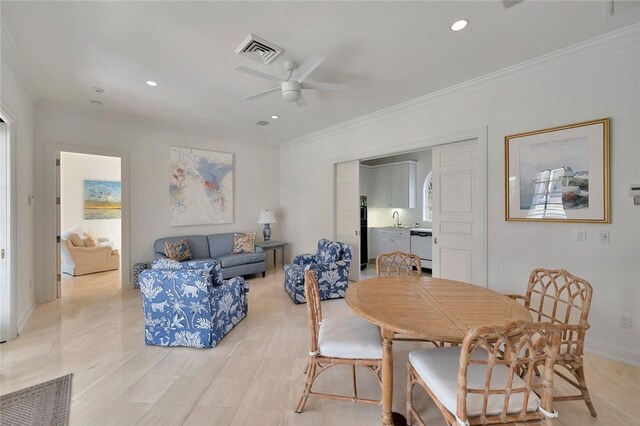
xmin=232 ymin=233 xmax=256 ymax=254
xmin=164 ymin=238 xmax=193 ymax=262
xmin=207 ymin=233 xmax=236 ymax=259
xmin=217 ymin=252 xmax=266 ymax=268
xmin=155 ymin=235 xmax=210 ymax=259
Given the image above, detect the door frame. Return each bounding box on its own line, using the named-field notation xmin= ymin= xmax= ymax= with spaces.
xmin=330 ymin=127 xmax=488 ymax=286
xmin=0 ymin=102 xmax=18 ymax=341
xmin=43 ymin=143 xmax=131 ymax=301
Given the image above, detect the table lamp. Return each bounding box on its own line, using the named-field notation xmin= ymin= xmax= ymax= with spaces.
xmin=258 ymin=209 xmax=277 ymax=243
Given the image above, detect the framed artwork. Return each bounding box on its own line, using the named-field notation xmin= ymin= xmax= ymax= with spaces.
xmin=505 ymin=118 xmax=610 ymax=223
xmin=170 ymin=146 xmax=234 ymax=226
xmin=84 ymin=180 xmax=122 ymax=219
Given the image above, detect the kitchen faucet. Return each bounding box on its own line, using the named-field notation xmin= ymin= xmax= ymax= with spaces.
xmin=392 ymin=210 xmax=400 ymax=228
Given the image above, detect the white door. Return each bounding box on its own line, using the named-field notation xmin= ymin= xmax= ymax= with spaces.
xmin=0 ymin=121 xmax=9 ymax=342
xmin=335 ymin=161 xmax=360 ymax=281
xmin=432 ymin=139 xmax=485 ymax=286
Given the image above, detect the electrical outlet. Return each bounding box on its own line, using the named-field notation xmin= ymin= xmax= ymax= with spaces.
xmin=598 ymin=230 xmax=610 ymax=243
xmin=576 ymin=229 xmax=586 ymax=241
xmin=621 ymin=314 xmax=632 ymax=329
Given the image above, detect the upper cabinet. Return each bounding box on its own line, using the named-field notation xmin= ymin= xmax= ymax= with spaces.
xmin=359 ymin=165 xmax=372 ymax=200
xmin=365 ymin=161 xmax=416 ymax=208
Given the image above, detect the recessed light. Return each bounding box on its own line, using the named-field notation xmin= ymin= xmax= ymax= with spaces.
xmin=271 ymin=115 xmax=279 ymax=120
xmin=146 ymin=80 xmax=158 ymax=87
xmin=451 ymin=19 xmax=468 ymax=31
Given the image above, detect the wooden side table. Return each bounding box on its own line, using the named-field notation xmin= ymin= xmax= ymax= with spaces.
xmin=255 ymin=241 xmax=288 ymax=268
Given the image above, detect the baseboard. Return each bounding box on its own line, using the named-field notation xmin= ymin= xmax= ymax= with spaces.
xmin=585 ymin=340 xmax=640 ymax=368
xmin=17 ymin=299 xmax=35 ymax=334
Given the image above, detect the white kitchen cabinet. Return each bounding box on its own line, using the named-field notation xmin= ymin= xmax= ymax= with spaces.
xmin=369 ymin=162 xmax=416 ymax=208
xmin=371 ymin=166 xmax=391 ymax=207
xmin=370 ymin=228 xmax=411 ymax=259
xmin=359 ymin=165 xmax=372 ymax=200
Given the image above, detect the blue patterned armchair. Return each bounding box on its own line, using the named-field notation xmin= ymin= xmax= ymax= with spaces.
xmin=140 ymin=259 xmax=248 ymax=348
xmin=284 ymin=239 xmax=352 ymax=304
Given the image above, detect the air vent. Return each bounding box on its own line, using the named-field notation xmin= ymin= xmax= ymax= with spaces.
xmin=255 ymin=121 xmax=269 ymax=126
xmin=235 ymin=34 xmax=284 ymax=65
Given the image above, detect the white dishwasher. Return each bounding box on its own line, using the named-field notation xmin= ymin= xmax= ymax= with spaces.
xmin=410 ymin=230 xmax=432 ymax=269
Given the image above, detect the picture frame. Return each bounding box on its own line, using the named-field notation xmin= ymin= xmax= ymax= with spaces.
xmin=505 ymin=118 xmax=610 ymax=223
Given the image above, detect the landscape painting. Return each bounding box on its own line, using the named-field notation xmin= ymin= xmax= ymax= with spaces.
xmin=84 ymin=180 xmax=122 ymax=219
xmin=170 ymin=147 xmax=233 ymax=226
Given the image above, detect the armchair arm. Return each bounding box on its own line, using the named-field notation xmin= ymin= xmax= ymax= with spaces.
xmin=505 ymin=294 xmax=526 ymax=302
xmin=254 ymin=246 xmax=264 ymax=254
xmin=293 ymin=253 xmax=316 ymax=266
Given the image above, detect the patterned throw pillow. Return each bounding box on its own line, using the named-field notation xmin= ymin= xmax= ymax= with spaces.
xmin=164 ymin=238 xmax=192 ymax=262
xmin=232 ymin=233 xmax=256 ymax=254
xmin=315 ymin=241 xmax=342 ymax=263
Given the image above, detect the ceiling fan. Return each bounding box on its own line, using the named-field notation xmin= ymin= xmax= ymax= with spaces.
xmin=235 ymin=55 xmax=347 ymax=107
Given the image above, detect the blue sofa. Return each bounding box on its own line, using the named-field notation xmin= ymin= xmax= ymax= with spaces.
xmin=154 ymin=234 xmax=266 ymax=279
xmin=284 ymin=239 xmax=352 ymax=304
xmin=140 ymin=259 xmax=248 ymax=348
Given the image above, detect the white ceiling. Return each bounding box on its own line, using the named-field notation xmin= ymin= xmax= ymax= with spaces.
xmin=3 ymin=1 xmax=640 ymax=144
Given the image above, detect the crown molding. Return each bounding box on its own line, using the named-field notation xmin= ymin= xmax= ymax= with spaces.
xmin=281 ymin=22 xmax=640 ymax=151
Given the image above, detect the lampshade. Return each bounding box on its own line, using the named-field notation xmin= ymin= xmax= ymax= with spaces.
xmin=258 ymin=209 xmax=277 ymax=224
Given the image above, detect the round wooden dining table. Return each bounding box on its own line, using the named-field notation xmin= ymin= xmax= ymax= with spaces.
xmin=345 ymin=276 xmax=532 ymax=426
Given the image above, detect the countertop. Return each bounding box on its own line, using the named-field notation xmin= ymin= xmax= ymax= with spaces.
xmin=369 ymin=226 xmax=432 ymax=233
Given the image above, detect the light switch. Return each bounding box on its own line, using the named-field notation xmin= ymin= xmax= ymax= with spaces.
xmin=576 ymin=229 xmax=586 ymax=242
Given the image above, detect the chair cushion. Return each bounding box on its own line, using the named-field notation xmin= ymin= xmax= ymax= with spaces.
xmin=232 ymin=232 xmax=256 ymax=254
xmin=217 ymin=252 xmax=266 ymax=268
xmin=318 ymin=316 xmax=382 ymax=360
xmin=409 ymin=347 xmax=539 ymax=420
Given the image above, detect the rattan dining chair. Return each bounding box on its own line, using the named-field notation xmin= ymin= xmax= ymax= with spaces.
xmin=407 ymin=320 xmax=561 ymax=426
xmin=295 ymin=270 xmax=382 ymax=413
xmin=376 ymin=251 xmax=422 ymax=277
xmin=507 ymin=268 xmax=596 ymax=416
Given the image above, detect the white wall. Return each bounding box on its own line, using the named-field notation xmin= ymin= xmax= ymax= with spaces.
xmin=281 ymin=27 xmax=640 ymax=366
xmin=60 ymin=152 xmax=121 ymax=251
xmin=34 ymin=103 xmax=280 ymax=301
xmin=1 ymin=37 xmax=36 ymax=332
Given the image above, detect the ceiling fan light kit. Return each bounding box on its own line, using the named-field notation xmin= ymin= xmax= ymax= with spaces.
xmin=235 ymin=54 xmax=347 ymax=108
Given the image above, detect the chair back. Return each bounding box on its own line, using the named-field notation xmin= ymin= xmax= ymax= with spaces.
xmin=524 ymin=268 xmax=592 ymax=357
xmin=376 ymin=251 xmax=422 ymax=277
xmin=315 ymin=239 xmax=352 ymax=265
xmin=303 ymin=270 xmax=323 ymax=355
xmin=457 ymin=320 xmax=561 ymax=425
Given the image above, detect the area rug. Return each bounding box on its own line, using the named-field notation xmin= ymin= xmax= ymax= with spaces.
xmin=0 ymin=374 xmax=72 ymax=426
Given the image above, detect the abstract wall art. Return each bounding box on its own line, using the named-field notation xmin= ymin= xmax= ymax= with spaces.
xmin=170 ymin=147 xmax=234 ymax=226
xmin=84 ymin=180 xmax=122 ymax=219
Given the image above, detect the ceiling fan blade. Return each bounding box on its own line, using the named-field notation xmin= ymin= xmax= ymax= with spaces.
xmin=245 ymin=86 xmax=281 ymax=101
xmin=296 ymin=96 xmax=308 ymax=108
xmin=301 ymin=81 xmax=348 ymax=91
xmin=235 ymin=66 xmax=283 ymax=84
xmin=292 ymin=55 xmax=324 ymax=83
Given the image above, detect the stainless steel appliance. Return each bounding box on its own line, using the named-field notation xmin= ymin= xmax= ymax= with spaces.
xmin=410 ymin=229 xmax=432 ymax=269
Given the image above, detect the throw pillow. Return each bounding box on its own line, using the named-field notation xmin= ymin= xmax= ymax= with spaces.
xmin=85 ymin=229 xmax=98 ymax=241
xmin=67 ymin=233 xmax=85 ymax=247
xmin=315 ymin=241 xmax=342 ymax=263
xmin=232 ymin=233 xmax=256 ymax=254
xmin=83 ymin=236 xmax=96 ymax=247
xmin=164 ymin=238 xmax=193 ymax=262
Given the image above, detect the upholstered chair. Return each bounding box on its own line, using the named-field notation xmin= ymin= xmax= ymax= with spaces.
xmin=407 ymin=320 xmax=561 ymax=426
xmin=140 ymin=259 xmax=248 ymax=348
xmin=284 ymin=239 xmax=352 ymax=304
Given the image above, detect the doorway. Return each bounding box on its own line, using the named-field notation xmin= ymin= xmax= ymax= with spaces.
xmin=333 ymin=128 xmax=487 ymax=285
xmin=42 ymin=144 xmax=130 ymax=302
xmin=0 ymin=109 xmax=17 ymax=343
xmin=58 ymin=152 xmax=122 ymax=296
